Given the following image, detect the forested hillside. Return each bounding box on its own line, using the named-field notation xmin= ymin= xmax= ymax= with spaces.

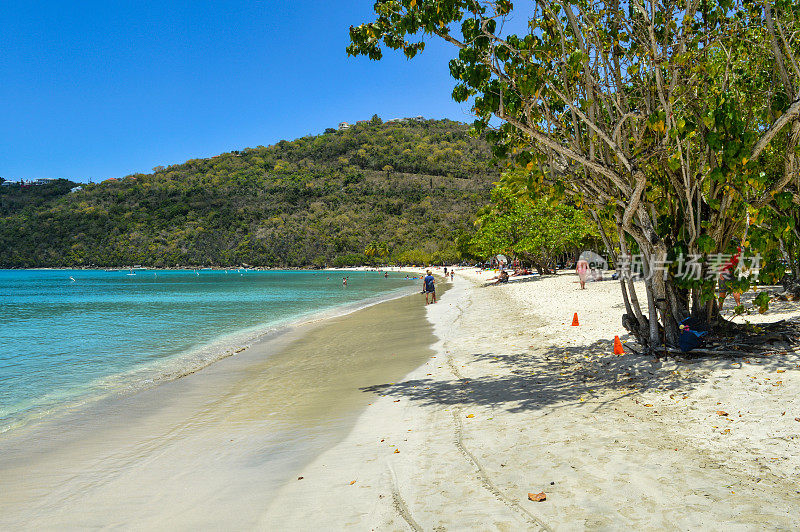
xmin=0 ymin=118 xmax=497 ymax=267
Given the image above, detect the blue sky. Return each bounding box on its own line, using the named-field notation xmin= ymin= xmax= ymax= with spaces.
xmin=0 ymin=1 xmax=474 ymax=182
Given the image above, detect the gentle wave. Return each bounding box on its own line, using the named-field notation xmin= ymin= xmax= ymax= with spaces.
xmin=0 ymin=269 xmax=418 ymax=434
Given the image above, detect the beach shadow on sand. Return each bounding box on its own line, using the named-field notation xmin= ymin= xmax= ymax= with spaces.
xmin=360 ymin=339 xmax=799 ymax=414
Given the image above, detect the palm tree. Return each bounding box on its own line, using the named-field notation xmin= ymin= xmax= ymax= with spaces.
xmin=365 ymin=241 xmax=389 ymax=265
xmin=377 ymin=242 xmax=389 ymax=259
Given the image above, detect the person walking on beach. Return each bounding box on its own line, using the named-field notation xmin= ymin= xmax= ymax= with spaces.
xmin=423 ymin=270 xmax=436 ymax=304
xmin=450 ymin=270 xmax=454 ymax=281
xmin=576 ymin=257 xmax=590 ymax=289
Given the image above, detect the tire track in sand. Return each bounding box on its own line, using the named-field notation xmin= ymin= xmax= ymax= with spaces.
xmin=387 ymin=464 xmax=423 ymax=531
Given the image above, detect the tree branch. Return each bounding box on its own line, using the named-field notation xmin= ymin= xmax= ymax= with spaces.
xmin=750 ymin=98 xmax=800 ymax=162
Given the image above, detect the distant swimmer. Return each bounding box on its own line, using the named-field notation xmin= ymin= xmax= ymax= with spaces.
xmin=423 ymin=270 xmax=436 ymax=305
xmin=384 ymin=272 xmax=388 ymax=278
xmin=343 ymin=277 xmax=347 ymax=286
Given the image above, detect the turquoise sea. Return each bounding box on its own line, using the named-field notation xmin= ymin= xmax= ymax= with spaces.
xmin=0 ymin=269 xmax=416 ymax=433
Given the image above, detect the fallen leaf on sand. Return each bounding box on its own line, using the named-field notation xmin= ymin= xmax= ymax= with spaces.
xmin=716 ymin=411 xmax=728 ymax=416
xmin=393 ymin=449 xmax=400 ymax=453
xmin=466 ymin=414 xmax=475 ymax=418
xmin=350 ymin=480 xmax=356 ymax=485
xmin=528 ymin=492 xmax=546 ymax=502
xmin=795 ymin=418 xmax=800 ymax=422
xmin=394 ymin=400 xmax=400 ymax=402
xmin=643 ymin=404 xmax=653 ymax=407
xmin=777 ymin=369 xmax=785 ymax=373
xmin=298 ymin=476 xmax=304 ymax=480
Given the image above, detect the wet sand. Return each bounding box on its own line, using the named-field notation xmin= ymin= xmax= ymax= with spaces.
xmin=0 ymin=289 xmax=439 ymax=529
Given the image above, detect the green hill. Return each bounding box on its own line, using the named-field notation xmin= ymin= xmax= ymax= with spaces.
xmin=0 ymin=118 xmax=497 ymax=267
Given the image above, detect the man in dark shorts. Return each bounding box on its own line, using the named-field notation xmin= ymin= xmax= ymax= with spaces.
xmin=423 ymin=270 xmax=436 ymax=304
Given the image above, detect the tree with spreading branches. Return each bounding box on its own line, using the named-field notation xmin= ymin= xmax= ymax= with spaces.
xmin=349 ymin=0 xmax=800 ymax=352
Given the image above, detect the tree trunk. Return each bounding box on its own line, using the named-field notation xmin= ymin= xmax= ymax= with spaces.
xmin=616 ymin=226 xmax=649 ymax=345
xmin=590 ymin=209 xmax=616 ymax=267
xmin=644 ymin=275 xmax=660 ymax=349
xmin=623 ymin=207 xmax=682 ymax=351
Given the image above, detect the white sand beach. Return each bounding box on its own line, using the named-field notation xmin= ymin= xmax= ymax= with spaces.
xmin=2 ymin=269 xmax=798 ymax=529
xmin=263 ymin=269 xmax=800 ymax=529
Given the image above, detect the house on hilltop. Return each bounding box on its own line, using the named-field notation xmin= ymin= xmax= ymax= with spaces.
xmin=338 ymin=122 xmax=351 ymax=130
xmin=386 ymin=117 xmax=424 ymax=123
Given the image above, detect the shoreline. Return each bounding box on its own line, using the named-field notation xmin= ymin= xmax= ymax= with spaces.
xmin=0 ymin=283 xmax=446 ymax=528
xmin=0 ymin=270 xmax=418 ymax=436
xmin=262 ymin=268 xmax=800 ymax=529
xmin=5 ymin=267 xmax=794 ymax=528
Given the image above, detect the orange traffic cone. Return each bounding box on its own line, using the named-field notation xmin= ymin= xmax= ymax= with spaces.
xmin=613 ymin=335 xmax=624 ymax=355
xmin=571 ymin=313 xmax=579 ymax=326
